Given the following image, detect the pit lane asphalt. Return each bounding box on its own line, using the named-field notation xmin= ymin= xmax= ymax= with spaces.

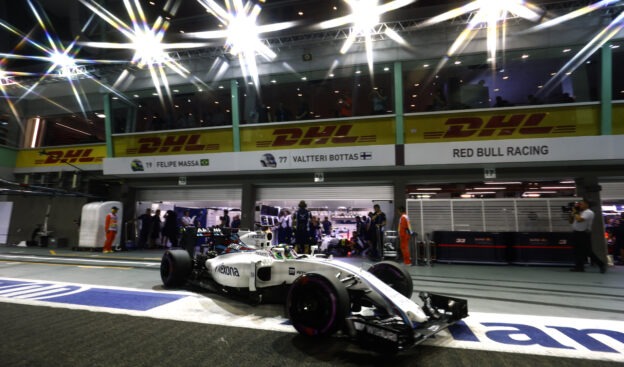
xmin=1 ymin=245 xmax=622 ymax=366
xmin=0 ymin=245 xmax=162 ymax=268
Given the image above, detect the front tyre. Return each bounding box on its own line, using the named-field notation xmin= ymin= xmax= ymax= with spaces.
xmin=368 ymin=261 xmax=413 ymax=299
xmin=286 ymin=273 xmax=350 ymax=337
xmin=160 ymin=249 xmax=192 ymax=288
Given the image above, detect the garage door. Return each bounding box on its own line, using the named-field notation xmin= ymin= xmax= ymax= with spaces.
xmin=137 ymin=187 xmax=242 ymax=202
xmin=599 ymin=182 xmax=624 ymax=200
xmin=256 ymin=185 xmax=393 ymax=201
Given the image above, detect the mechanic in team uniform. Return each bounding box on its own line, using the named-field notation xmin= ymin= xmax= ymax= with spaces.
xmin=293 ymin=200 xmax=311 ymax=254
xmin=321 ymin=216 xmax=332 ymax=236
xmin=180 ymin=209 xmax=198 ymax=255
xmin=361 ymin=213 xmax=373 ymax=256
xmin=136 ymin=208 xmax=152 ymax=249
xmin=309 ymin=216 xmax=322 ymax=247
xmin=277 ymin=209 xmax=292 ymax=245
xmin=150 ymin=209 xmax=162 ymax=248
xmin=161 ymin=210 xmax=178 ymax=248
xmin=103 ymin=206 xmax=119 ymax=253
xmin=612 ymin=213 xmax=624 ymax=265
xmin=181 ymin=210 xmax=195 ymax=228
xmin=353 ymin=216 xmax=368 ymax=255
xmin=220 ymin=209 xmax=230 ymax=228
xmin=369 ymin=204 xmax=386 ymax=261
xmin=397 ymin=206 xmax=414 ymax=265
xmin=231 ymin=214 xmax=241 ymax=230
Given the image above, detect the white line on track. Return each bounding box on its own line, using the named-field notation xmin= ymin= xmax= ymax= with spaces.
xmin=0 ymin=276 xmax=622 ymax=361
xmin=0 ymin=254 xmax=160 ymax=267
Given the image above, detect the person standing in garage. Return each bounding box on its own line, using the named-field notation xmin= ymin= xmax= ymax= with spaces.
xmin=277 ymin=209 xmax=292 ymax=245
xmin=136 ymin=208 xmax=152 ymax=249
xmin=150 ymin=209 xmax=162 ymax=248
xmin=293 ymin=200 xmax=311 ymax=254
xmin=161 ymin=210 xmax=178 ymax=248
xmin=612 ymin=212 xmax=624 ymax=265
xmin=220 ymin=209 xmax=231 ymax=228
xmin=181 ymin=210 xmax=195 ymax=228
xmin=569 ymin=199 xmax=606 ymax=273
xmin=103 ymin=206 xmax=119 ymax=253
xmin=397 ymin=206 xmax=413 ymax=266
xmin=309 ymin=216 xmax=322 ymax=248
xmin=322 ymin=216 xmax=332 ymax=236
xmin=369 ymin=204 xmax=386 ymax=261
xmin=231 ymin=214 xmax=241 ymax=230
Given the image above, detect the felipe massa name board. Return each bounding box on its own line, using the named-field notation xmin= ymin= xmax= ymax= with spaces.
xmin=405 ymin=135 xmax=624 ymax=165
xmin=103 ymin=145 xmax=394 ymax=175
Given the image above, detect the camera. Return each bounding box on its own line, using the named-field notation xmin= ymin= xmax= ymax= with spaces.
xmin=561 ymin=202 xmax=580 ymax=213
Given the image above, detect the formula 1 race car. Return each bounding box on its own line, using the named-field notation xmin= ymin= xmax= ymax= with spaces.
xmin=160 ymin=244 xmax=468 ymax=353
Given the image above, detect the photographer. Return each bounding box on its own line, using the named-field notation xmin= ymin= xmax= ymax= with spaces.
xmin=568 ymin=199 xmax=606 ymax=273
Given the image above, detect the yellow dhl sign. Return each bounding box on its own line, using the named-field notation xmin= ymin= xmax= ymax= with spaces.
xmin=16 ymin=145 xmax=106 ymax=168
xmin=113 ymin=128 xmax=233 ymax=157
xmin=613 ymin=104 xmax=624 ymax=135
xmin=240 ymin=117 xmax=395 ymax=151
xmin=405 ymin=105 xmax=600 ymax=143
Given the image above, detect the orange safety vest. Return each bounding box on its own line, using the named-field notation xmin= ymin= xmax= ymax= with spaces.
xmin=398 ymin=214 xmax=411 ymax=237
xmin=106 ymin=213 xmax=118 ymax=232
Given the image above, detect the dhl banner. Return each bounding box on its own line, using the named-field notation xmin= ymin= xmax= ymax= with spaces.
xmin=614 ymin=103 xmax=624 ymax=135
xmin=14 ymin=144 xmax=106 ymax=173
xmin=112 ymin=128 xmax=233 ymax=157
xmin=240 ymin=117 xmax=395 ymax=151
xmin=405 ymin=104 xmax=600 ymax=143
xmin=103 ymin=145 xmax=395 ymax=175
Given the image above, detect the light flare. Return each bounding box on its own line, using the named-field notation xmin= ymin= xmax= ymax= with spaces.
xmin=187 ymin=0 xmax=296 ymax=91
xmin=0 ymin=0 xmax=126 ymax=120
xmin=417 ymin=0 xmax=546 ymax=71
xmin=538 ymin=10 xmax=624 ymax=97
xmin=527 ymin=0 xmax=621 ymax=32
xmin=319 ymin=0 xmax=416 ymax=75
xmin=79 ymin=0 xmax=208 ymax=107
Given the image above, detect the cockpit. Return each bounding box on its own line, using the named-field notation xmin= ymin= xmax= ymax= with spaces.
xmin=270 ymin=245 xmax=296 ymax=260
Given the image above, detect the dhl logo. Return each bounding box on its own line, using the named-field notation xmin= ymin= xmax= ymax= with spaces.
xmin=126 ymin=134 xmax=220 ymax=154
xmin=424 ymin=113 xmax=576 ymax=139
xmin=256 ymin=124 xmax=376 ymax=147
xmin=35 ymin=149 xmax=102 ymax=165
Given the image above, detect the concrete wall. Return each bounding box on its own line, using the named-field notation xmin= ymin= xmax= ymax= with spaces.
xmin=0 ymin=147 xmax=16 ymax=180
xmin=6 ymin=196 xmax=89 ymax=247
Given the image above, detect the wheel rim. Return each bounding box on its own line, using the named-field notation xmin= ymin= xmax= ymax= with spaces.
xmin=160 ymin=254 xmax=174 ymax=282
xmin=371 ymin=264 xmax=411 ymax=298
xmin=289 ymin=277 xmax=338 ymax=335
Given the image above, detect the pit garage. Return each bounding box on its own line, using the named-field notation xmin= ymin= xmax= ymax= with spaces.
xmin=254 ymin=184 xmax=395 ymax=239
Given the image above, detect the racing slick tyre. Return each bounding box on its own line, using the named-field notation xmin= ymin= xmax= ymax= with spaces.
xmin=160 ymin=249 xmax=192 ymax=288
xmin=286 ymin=273 xmax=350 ymax=338
xmin=368 ymin=261 xmax=413 ymax=299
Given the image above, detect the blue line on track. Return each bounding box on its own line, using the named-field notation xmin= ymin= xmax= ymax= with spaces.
xmin=0 ymin=279 xmax=185 ymax=311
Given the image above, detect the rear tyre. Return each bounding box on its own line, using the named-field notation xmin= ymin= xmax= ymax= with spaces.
xmin=286 ymin=273 xmax=350 ymax=337
xmin=160 ymin=249 xmax=192 ymax=288
xmin=368 ymin=261 xmax=413 ymax=299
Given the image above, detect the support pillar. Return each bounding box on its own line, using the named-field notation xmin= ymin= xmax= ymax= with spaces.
xmin=392 ymin=179 xmax=407 ymax=230
xmin=103 ymin=94 xmax=113 ymax=157
xmin=231 ymin=79 xmax=241 ymax=152
xmin=600 ymin=43 xmax=612 ymax=135
xmin=241 ymin=183 xmax=256 ymax=229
